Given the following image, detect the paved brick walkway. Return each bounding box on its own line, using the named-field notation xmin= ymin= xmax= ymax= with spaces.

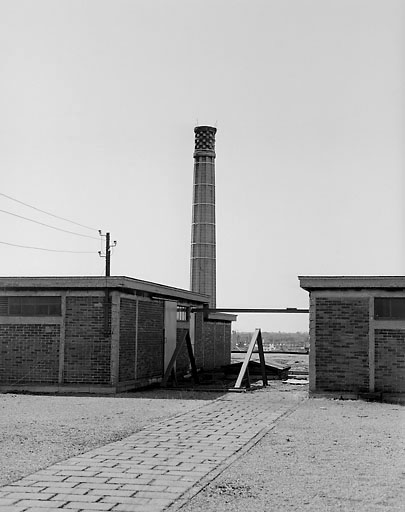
xmin=0 ymin=389 xmax=303 ymax=512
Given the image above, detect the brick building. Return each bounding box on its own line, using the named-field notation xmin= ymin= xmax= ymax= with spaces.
xmin=0 ymin=276 xmax=235 ymax=393
xmin=299 ymin=276 xmax=405 ymax=402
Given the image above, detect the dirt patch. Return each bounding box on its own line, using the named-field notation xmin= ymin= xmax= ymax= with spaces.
xmin=208 ymin=481 xmax=255 ymax=499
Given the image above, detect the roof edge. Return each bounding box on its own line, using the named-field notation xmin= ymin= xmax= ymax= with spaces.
xmin=299 ymin=276 xmax=405 ymax=291
xmin=0 ymin=276 xmax=210 ymax=304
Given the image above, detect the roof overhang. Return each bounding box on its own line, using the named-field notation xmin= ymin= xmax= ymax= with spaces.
xmin=299 ymin=276 xmax=405 ymax=292
xmin=0 ymin=276 xmax=210 ymax=306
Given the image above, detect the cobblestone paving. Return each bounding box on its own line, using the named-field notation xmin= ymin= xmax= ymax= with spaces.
xmin=0 ymin=389 xmax=303 ymax=512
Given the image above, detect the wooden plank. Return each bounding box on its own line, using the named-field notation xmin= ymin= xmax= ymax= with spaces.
xmin=256 ymin=330 xmax=268 ymax=387
xmin=161 ymin=330 xmax=200 ymax=387
xmin=245 ymin=366 xmax=250 ymax=389
xmin=161 ymin=332 xmax=187 ymax=387
xmin=234 ymin=329 xmax=260 ymax=389
xmin=170 ymin=368 xmax=178 ymax=386
xmin=185 ymin=331 xmax=199 ymax=384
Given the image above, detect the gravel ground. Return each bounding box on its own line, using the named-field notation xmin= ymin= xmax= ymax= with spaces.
xmin=0 ymin=356 xmax=307 ymax=489
xmin=2 ymin=375 xmax=403 ymax=512
xmin=0 ymin=389 xmax=221 ymax=487
xmin=179 ymin=392 xmax=405 ymax=512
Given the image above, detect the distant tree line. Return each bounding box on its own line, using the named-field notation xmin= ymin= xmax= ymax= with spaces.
xmin=231 ymin=331 xmax=309 ymax=352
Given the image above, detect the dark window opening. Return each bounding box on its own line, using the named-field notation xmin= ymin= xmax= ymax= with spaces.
xmin=8 ymin=296 xmax=61 ymax=316
xmin=374 ymin=297 xmax=405 ymax=320
xmin=177 ymin=306 xmax=189 ymax=322
xmin=0 ymin=297 xmax=7 ymax=315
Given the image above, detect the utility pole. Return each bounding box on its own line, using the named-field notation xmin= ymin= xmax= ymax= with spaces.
xmin=99 ymin=231 xmax=117 ymax=277
xmin=105 ymin=232 xmax=111 ymax=277
xmin=98 ymin=231 xmax=117 ymax=335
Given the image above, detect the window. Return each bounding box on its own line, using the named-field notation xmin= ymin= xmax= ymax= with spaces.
xmin=0 ymin=297 xmax=7 ymax=315
xmin=8 ymin=296 xmax=61 ymax=316
xmin=177 ymin=306 xmax=189 ymax=322
xmin=374 ymin=298 xmax=405 ymax=320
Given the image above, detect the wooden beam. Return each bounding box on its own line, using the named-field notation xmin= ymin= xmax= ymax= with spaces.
xmin=161 ymin=330 xmax=199 ymax=387
xmin=256 ymin=330 xmax=268 ymax=387
xmin=234 ymin=329 xmax=268 ymax=389
xmin=161 ymin=334 xmax=186 ymax=387
xmin=235 ymin=329 xmax=259 ymax=388
xmin=185 ymin=331 xmax=199 ymax=385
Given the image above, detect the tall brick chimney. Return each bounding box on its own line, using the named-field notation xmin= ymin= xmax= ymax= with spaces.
xmin=190 ymin=125 xmax=217 ymax=307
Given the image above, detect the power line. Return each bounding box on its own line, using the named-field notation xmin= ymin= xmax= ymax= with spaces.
xmin=0 ymin=192 xmax=98 ymax=232
xmin=0 ymin=208 xmax=100 ymax=240
xmin=0 ymin=240 xmax=95 ymax=253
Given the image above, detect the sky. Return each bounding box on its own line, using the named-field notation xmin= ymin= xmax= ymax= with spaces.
xmin=0 ymin=0 xmax=403 ymax=332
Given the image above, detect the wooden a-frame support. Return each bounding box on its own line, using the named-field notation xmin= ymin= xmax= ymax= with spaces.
xmin=161 ymin=330 xmax=199 ymax=387
xmin=234 ymin=328 xmax=268 ymax=389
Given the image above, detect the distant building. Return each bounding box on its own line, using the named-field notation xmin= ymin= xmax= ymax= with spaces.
xmin=299 ymin=276 xmax=405 ymax=402
xmin=0 ymin=276 xmax=235 ymax=393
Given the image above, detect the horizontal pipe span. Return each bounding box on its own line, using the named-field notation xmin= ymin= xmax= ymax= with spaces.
xmin=194 ymin=307 xmax=309 ymax=313
xmin=232 ymin=350 xmax=309 ymax=355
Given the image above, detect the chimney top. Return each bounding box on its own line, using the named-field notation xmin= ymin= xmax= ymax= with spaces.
xmin=194 ymin=125 xmax=216 ymax=157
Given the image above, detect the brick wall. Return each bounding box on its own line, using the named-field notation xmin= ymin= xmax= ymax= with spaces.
xmin=136 ymin=301 xmax=164 ymax=380
xmin=193 ymin=313 xmax=231 ymax=370
xmin=315 ymin=297 xmax=369 ymax=392
xmin=202 ymin=321 xmax=232 ymax=369
xmin=0 ymin=324 xmax=60 ymax=383
xmin=119 ymin=298 xmax=137 ymax=382
xmin=221 ymin=322 xmax=232 ymax=367
xmin=0 ymin=293 xmax=232 ymax=389
xmin=375 ymin=329 xmax=405 ymax=393
xmin=64 ymin=297 xmax=111 ymax=385
xmin=202 ymin=321 xmax=215 ymax=369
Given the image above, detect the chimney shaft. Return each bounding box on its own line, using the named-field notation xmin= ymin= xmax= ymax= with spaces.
xmin=190 ymin=126 xmax=217 ymax=307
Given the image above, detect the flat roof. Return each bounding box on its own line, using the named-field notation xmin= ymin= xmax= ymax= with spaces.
xmin=0 ymin=276 xmax=210 ymax=305
xmin=299 ymin=276 xmax=405 ymax=291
